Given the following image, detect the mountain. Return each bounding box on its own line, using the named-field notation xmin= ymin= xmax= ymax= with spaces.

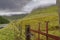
xmin=3 ymin=14 xmax=28 ymax=21
xmin=25 ymin=5 xmax=57 ymax=17
xmin=0 ymin=16 xmax=9 ymax=24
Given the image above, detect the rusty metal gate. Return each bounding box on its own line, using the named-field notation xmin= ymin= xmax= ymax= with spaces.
xmin=25 ymin=21 xmax=60 ymax=40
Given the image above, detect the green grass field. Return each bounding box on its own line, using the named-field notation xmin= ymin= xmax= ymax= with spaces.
xmin=0 ymin=5 xmax=60 ymax=40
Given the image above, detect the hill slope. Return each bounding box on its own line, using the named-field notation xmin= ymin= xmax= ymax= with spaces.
xmin=17 ymin=5 xmax=60 ymax=40
xmin=23 ymin=5 xmax=57 ymax=19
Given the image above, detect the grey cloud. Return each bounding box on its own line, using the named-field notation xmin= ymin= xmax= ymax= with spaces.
xmin=0 ymin=0 xmax=31 ymax=12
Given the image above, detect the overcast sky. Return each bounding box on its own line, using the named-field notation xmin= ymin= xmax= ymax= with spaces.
xmin=0 ymin=0 xmax=56 ymax=15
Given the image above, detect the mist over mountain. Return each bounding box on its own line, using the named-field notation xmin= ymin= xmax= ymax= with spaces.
xmin=0 ymin=0 xmax=56 ymax=15
xmin=22 ymin=0 xmax=56 ymax=13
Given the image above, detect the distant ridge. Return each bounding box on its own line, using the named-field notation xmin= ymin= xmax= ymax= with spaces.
xmin=3 ymin=14 xmax=28 ymax=21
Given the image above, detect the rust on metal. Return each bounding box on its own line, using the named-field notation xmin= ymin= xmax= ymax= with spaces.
xmin=30 ymin=29 xmax=60 ymax=40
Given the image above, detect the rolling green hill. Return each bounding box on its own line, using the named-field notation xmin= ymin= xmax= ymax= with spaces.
xmin=0 ymin=5 xmax=60 ymax=40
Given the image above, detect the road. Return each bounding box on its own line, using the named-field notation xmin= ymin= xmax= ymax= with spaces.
xmin=0 ymin=24 xmax=8 ymax=29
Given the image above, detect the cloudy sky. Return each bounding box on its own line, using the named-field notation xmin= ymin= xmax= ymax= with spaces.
xmin=0 ymin=0 xmax=56 ymax=15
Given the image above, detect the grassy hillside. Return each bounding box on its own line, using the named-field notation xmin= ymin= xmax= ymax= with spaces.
xmin=18 ymin=5 xmax=60 ymax=40
xmin=0 ymin=5 xmax=60 ymax=40
xmin=0 ymin=21 xmax=20 ymax=40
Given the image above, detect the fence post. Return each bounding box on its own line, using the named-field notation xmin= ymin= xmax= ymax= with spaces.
xmin=46 ymin=21 xmax=49 ymax=40
xmin=25 ymin=25 xmax=31 ymax=40
xmin=38 ymin=23 xmax=40 ymax=40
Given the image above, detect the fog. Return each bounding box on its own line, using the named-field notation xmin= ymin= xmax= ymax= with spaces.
xmin=0 ymin=0 xmax=56 ymax=15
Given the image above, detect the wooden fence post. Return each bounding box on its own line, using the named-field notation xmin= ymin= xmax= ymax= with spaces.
xmin=25 ymin=25 xmax=31 ymax=40
xmin=38 ymin=23 xmax=40 ymax=40
xmin=46 ymin=21 xmax=49 ymax=40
